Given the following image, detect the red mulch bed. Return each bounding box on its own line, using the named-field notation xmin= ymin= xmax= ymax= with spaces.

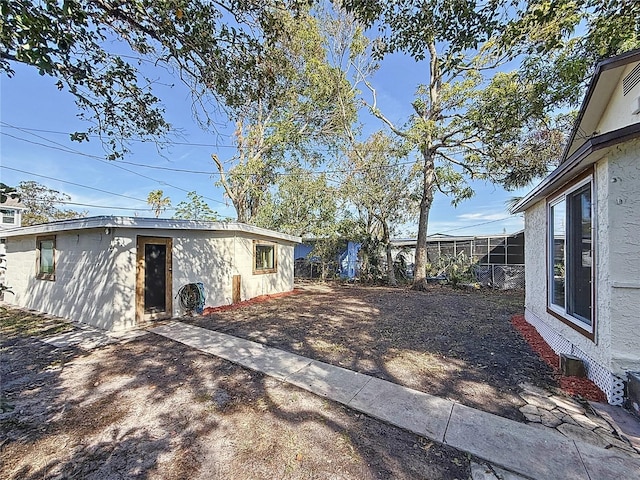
xmin=511 ymin=315 xmax=607 ymax=402
xmin=202 ymin=289 xmax=302 ymax=315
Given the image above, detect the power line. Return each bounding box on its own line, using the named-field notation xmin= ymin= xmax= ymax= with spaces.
xmin=1 ymin=127 xmax=419 ymax=178
xmin=0 ymin=125 xmax=229 ymax=206
xmin=437 ymin=215 xmax=523 ymax=234
xmin=1 ymin=165 xmax=149 ymax=204
xmin=55 ymin=200 xmax=174 ymax=212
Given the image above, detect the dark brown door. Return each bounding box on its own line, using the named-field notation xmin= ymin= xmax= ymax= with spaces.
xmin=136 ymin=236 xmax=172 ymax=322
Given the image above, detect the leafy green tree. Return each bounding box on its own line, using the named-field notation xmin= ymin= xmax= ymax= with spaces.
xmin=146 ymin=189 xmax=171 ymax=218
xmin=343 ymin=132 xmax=418 ymax=286
xmin=342 ymin=1 xmax=568 ymax=289
xmin=172 ymin=191 xmax=221 ymax=221
xmin=254 ymin=166 xmax=338 ymax=238
xmin=0 ymin=0 xmax=310 ymax=157
xmin=211 ymin=6 xmax=357 ymax=223
xmin=502 ymin=0 xmax=640 ymax=110
xmin=0 ymin=183 xmax=18 ymax=203
xmin=16 ymin=181 xmax=86 ymax=226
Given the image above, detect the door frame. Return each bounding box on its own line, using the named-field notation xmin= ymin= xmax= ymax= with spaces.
xmin=136 ymin=236 xmax=173 ymax=323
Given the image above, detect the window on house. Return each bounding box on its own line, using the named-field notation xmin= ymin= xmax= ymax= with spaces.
xmin=548 ymin=178 xmax=593 ymax=334
xmin=1 ymin=209 xmax=15 ymax=225
xmin=254 ymin=242 xmax=277 ymax=274
xmin=37 ymin=235 xmax=56 ymax=280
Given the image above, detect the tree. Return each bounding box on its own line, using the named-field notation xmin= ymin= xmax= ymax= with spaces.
xmin=0 ymin=183 xmax=18 ymax=203
xmin=343 ymin=132 xmax=418 ymax=286
xmin=342 ymin=1 xmax=569 ymax=289
xmin=1 ymin=1 xmax=310 ymax=157
xmin=501 ymin=0 xmax=640 ymax=109
xmin=172 ymin=191 xmax=221 ymax=221
xmin=146 ymin=189 xmax=171 ymax=218
xmin=16 ymin=181 xmax=86 ymax=226
xmin=254 ymin=166 xmax=338 ymax=238
xmin=210 ymin=6 xmax=357 ymax=223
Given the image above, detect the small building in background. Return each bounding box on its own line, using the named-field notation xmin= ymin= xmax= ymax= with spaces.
xmin=1 ymin=216 xmax=300 ymax=331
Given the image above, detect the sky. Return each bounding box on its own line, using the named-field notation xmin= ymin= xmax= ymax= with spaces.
xmin=0 ymin=39 xmax=531 ymax=238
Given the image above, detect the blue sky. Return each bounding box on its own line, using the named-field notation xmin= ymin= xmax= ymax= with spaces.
xmin=0 ymin=46 xmax=529 ymax=237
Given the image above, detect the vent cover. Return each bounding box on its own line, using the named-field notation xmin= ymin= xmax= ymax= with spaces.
xmin=623 ymin=62 xmax=640 ymax=96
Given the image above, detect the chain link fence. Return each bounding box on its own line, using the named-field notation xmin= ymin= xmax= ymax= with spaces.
xmin=474 ymin=264 xmax=525 ymax=290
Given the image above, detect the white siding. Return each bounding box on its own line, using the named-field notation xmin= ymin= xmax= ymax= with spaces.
xmin=597 ymin=62 xmax=640 ymax=134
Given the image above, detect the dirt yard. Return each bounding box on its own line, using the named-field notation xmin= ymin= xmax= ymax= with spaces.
xmin=1 ymin=283 xmax=559 ymax=479
xmin=190 ymin=283 xmax=555 ymax=421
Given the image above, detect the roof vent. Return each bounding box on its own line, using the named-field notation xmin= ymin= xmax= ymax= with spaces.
xmin=623 ymin=62 xmax=640 ymax=96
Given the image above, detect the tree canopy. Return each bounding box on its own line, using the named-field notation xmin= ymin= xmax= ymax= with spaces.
xmin=0 ymin=0 xmax=311 ymax=157
xmin=16 ymin=181 xmax=86 ymax=226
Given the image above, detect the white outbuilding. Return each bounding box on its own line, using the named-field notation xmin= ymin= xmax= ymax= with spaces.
xmin=1 ymin=216 xmax=300 ymax=331
xmin=512 ymin=49 xmax=640 ymax=405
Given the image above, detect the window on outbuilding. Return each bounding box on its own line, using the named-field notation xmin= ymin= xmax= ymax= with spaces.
xmin=36 ymin=235 xmax=56 ymax=280
xmin=547 ymin=176 xmax=594 ymax=337
xmin=254 ymin=241 xmax=277 ymax=274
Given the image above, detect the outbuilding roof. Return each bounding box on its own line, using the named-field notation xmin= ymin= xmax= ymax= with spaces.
xmin=0 ymin=215 xmax=302 ymax=243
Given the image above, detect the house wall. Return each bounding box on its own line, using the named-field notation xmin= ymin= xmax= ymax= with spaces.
xmin=3 ymin=227 xmax=295 ymax=331
xmin=524 ymin=139 xmax=640 ymax=403
xmin=597 ymin=62 xmax=640 ymax=134
xmin=606 ymin=138 xmax=640 ymax=375
xmin=3 ymin=229 xmax=119 ymax=330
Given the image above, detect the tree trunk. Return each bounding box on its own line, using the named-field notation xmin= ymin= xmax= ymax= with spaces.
xmin=382 ymin=220 xmax=397 ymax=286
xmin=412 ymin=149 xmax=436 ymax=291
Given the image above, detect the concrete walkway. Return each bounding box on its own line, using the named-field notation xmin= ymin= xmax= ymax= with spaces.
xmin=150 ymin=321 xmax=640 ymax=480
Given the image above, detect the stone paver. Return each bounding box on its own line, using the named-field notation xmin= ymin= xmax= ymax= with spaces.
xmin=150 ymin=321 xmax=640 ymax=480
xmin=517 ymin=382 xmax=640 ymax=457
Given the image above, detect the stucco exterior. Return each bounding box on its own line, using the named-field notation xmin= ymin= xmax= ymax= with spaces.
xmin=517 ymin=50 xmax=640 ymax=405
xmin=1 ymin=217 xmax=299 ymax=331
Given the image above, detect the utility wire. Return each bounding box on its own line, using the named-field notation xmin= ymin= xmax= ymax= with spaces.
xmin=0 ymin=126 xmax=228 ymax=206
xmin=56 ymin=200 xmax=174 ymax=211
xmin=1 ymin=165 xmax=149 ymax=204
xmin=437 ymin=215 xmax=523 ymax=234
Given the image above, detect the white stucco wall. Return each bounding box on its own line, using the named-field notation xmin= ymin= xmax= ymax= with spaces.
xmin=524 ymin=139 xmax=640 ymax=379
xmin=3 ymin=226 xmax=296 ymax=331
xmin=606 ymin=138 xmax=640 ymax=374
xmin=597 ymin=62 xmax=640 ymax=134
xmin=3 ymin=229 xmax=119 ymax=330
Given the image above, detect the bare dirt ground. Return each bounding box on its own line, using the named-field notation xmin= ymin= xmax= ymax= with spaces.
xmin=190 ymin=283 xmax=555 ymax=421
xmin=1 ymin=304 xmax=473 ymax=480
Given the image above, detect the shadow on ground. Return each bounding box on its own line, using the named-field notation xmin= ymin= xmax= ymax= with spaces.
xmin=187 ymin=283 xmax=556 ymax=421
xmin=1 ymin=306 xmax=470 ymax=480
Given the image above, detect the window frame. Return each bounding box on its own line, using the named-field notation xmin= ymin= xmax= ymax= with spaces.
xmin=546 ymin=172 xmax=595 ymax=339
xmin=36 ymin=235 xmax=56 ymax=281
xmin=253 ymin=240 xmax=277 ymax=275
xmin=1 ymin=209 xmax=16 ymax=225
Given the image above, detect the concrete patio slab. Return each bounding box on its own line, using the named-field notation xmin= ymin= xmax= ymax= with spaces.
xmin=445 ymin=403 xmax=588 ymax=480
xmin=285 ymin=360 xmax=372 ymax=404
xmin=574 ymin=440 xmax=640 ymax=479
xmin=349 ymin=377 xmax=454 ymax=441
